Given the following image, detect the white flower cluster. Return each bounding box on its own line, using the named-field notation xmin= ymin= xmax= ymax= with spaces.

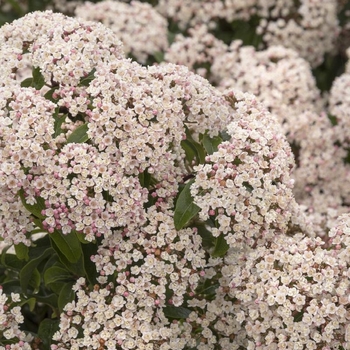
xmin=75 ymin=0 xmax=169 ymax=64
xmin=191 ymin=91 xmax=298 ymax=248
xmin=211 ymin=43 xmax=323 ymax=141
xmin=164 ymin=25 xmax=228 ymax=79
xmin=0 ymin=288 xmax=33 ymax=349
xmin=157 ymin=0 xmax=340 ymax=67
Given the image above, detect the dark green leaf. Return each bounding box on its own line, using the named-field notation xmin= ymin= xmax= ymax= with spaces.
xmin=18 ymin=189 xmax=45 ymax=219
xmin=44 ymin=87 xmax=59 ymax=102
xmin=211 ymin=234 xmax=229 ymax=258
xmin=37 ymin=319 xmax=60 ymax=350
xmin=66 ymin=123 xmax=89 ymax=144
xmin=196 ymin=224 xmax=215 ymax=249
xmin=19 ymin=248 xmax=53 ymax=294
xmin=58 ymin=282 xmax=75 ymax=312
xmin=32 ymin=66 xmax=45 ymax=89
xmin=202 ymin=133 xmax=222 ymax=155
xmin=1 ymin=250 xmax=26 ymax=270
xmin=44 ymin=266 xmax=73 ymax=285
xmin=50 ymin=230 xmax=82 ymax=263
xmin=153 ymin=51 xmax=164 ymax=63
xmin=163 ymin=306 xmax=192 ymax=320
xmin=32 ymin=294 xmax=58 ymax=309
xmin=20 ymin=77 xmax=33 ymax=88
xmin=20 ymin=297 xmax=36 ymax=312
xmin=79 ymin=68 xmax=96 ymax=87
xmin=14 ymin=243 xmax=29 ymax=261
xmin=50 ymin=238 xmax=85 ymax=277
xmin=174 ymin=179 xmax=200 ymax=230
xmin=181 ymin=139 xmax=197 ymax=164
xmin=52 ymin=108 xmax=67 ymax=139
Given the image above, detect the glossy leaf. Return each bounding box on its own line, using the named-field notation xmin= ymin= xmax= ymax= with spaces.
xmin=163 ymin=306 xmax=192 ymax=320
xmin=14 ymin=243 xmax=29 ymax=261
xmin=32 ymin=66 xmax=46 ymax=89
xmin=37 ymin=319 xmax=60 ymax=350
xmin=196 ymin=224 xmax=215 ymax=249
xmin=44 ymin=266 xmax=73 ymax=285
xmin=66 ymin=123 xmax=89 ymax=144
xmin=202 ymin=133 xmax=222 ymax=155
xmin=44 ymin=87 xmax=59 ymax=102
xmin=58 ymin=282 xmax=75 ymax=313
xmin=18 ymin=189 xmax=45 ymax=219
xmin=79 ymin=68 xmax=96 ymax=87
xmin=174 ymin=179 xmax=200 ymax=230
xmin=211 ymin=234 xmax=229 ymax=258
xmin=50 ymin=230 xmax=82 ymax=263
xmin=20 ymin=77 xmax=33 ymax=88
xmin=19 ymin=248 xmax=53 ymax=294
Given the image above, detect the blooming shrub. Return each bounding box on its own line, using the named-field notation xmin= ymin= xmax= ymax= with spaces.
xmin=0 ymin=3 xmax=350 ymax=350
xmin=75 ymin=0 xmax=169 ymax=64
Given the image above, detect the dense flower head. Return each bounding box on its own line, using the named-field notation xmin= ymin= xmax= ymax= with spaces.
xmin=164 ymin=25 xmax=228 ymax=80
xmin=328 ymin=72 xmax=350 ymax=145
xmin=0 ymin=86 xmax=57 ymax=245
xmin=157 ymin=0 xmax=340 ymax=67
xmin=86 ymin=60 xmax=233 ymax=200
xmin=211 ymin=44 xmax=323 ymax=141
xmin=0 ymin=287 xmax=33 ymax=349
xmin=52 ymin=204 xmax=206 ymax=350
xmin=75 ymin=0 xmax=169 ymax=64
xmin=256 ymin=0 xmax=340 ymax=67
xmin=191 ymin=90 xmax=296 ymax=248
xmin=185 ymin=221 xmax=350 ymax=349
xmin=292 ymin=110 xmax=350 ymax=233
xmin=232 ymin=215 xmax=350 ymax=349
xmin=0 ymin=10 xmax=124 ymax=107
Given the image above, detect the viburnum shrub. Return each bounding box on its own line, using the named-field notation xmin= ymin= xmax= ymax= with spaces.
xmin=1 ymin=9 xmax=350 ymax=350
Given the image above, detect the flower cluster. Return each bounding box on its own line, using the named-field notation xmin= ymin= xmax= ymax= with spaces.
xmin=211 ymin=44 xmax=323 ymax=141
xmin=75 ymin=0 xmax=169 ymax=64
xmin=157 ymin=0 xmax=340 ymax=67
xmin=53 ymin=205 xmax=206 ymax=350
xmin=164 ymin=25 xmax=228 ymax=80
xmin=191 ymin=91 xmax=297 ymax=248
xmin=0 ymin=287 xmax=33 ymax=349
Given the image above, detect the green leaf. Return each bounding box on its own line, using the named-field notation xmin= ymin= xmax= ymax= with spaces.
xmin=53 ymin=109 xmax=67 ymax=139
xmin=19 ymin=248 xmax=53 ymax=294
xmin=14 ymin=243 xmax=29 ymax=261
xmin=196 ymin=279 xmax=219 ymax=298
xmin=81 ymin=242 xmax=98 ymax=285
xmin=163 ymin=306 xmax=192 ymax=320
xmin=196 ymin=224 xmax=215 ymax=249
xmin=202 ymin=133 xmax=222 ymax=155
xmin=44 ymin=87 xmax=59 ymax=102
xmin=32 ymin=66 xmax=46 ymax=89
xmin=182 ymin=126 xmax=206 ymax=164
xmin=153 ymin=51 xmax=165 ymax=63
xmin=21 ymin=297 xmax=36 ymax=312
xmin=37 ymin=319 xmax=60 ymax=350
xmin=49 ymin=230 xmax=82 ymax=263
xmin=20 ymin=77 xmax=33 ymax=88
xmin=18 ymin=189 xmax=45 ymax=219
xmin=32 ymin=293 xmax=58 ymax=309
xmin=1 ymin=250 xmax=26 ymax=270
xmin=181 ymin=139 xmax=197 ymax=164
xmin=174 ymin=179 xmax=200 ymax=230
xmin=66 ymin=123 xmax=89 ymax=144
xmin=79 ymin=68 xmax=96 ymax=87
xmin=211 ymin=234 xmax=229 ymax=258
xmin=58 ymin=282 xmax=75 ymax=313
xmin=44 ymin=266 xmax=73 ymax=286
